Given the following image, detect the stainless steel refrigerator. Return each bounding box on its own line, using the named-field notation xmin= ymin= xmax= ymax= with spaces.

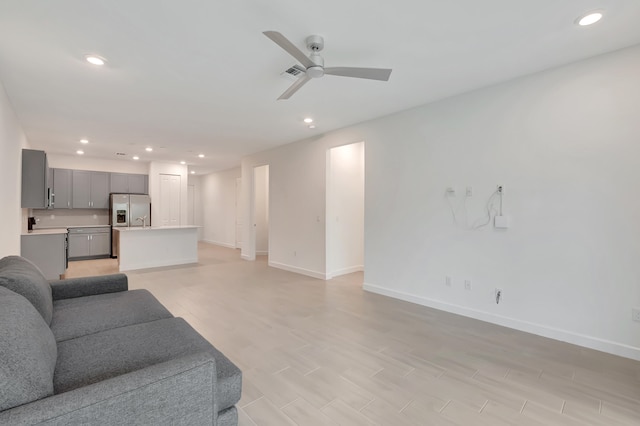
xmin=109 ymin=194 xmax=151 ymax=257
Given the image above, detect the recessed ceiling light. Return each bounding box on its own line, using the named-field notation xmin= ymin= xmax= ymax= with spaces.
xmin=190 ymin=171 xmax=195 ymax=174
xmin=308 ymin=125 xmax=316 ymax=129
xmin=85 ymin=55 xmax=106 ymax=66
xmin=198 ymin=154 xmax=205 ymax=158
xmin=80 ymin=139 xmax=89 ymax=144
xmin=132 ymin=156 xmax=140 ymax=160
xmin=145 ymin=147 xmax=153 ymax=152
xmin=304 ymin=117 xmax=313 ymax=123
xmin=76 ymin=150 xmax=84 ymax=155
xmin=180 ymin=161 xmax=186 ymax=165
xmin=577 ymin=11 xmax=603 ymax=26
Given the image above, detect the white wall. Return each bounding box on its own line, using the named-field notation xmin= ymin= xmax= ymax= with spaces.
xmin=242 ymin=141 xmax=330 ymax=277
xmin=200 ymin=167 xmax=241 ymax=248
xmin=149 ymin=162 xmax=188 ymax=227
xmin=48 ymin=154 xmax=149 ymax=174
xmin=327 ymin=142 xmax=364 ymax=278
xmin=241 ymin=44 xmax=640 ymax=360
xmin=254 ymin=165 xmax=269 ymax=255
xmin=0 ymin=79 xmax=29 ymax=257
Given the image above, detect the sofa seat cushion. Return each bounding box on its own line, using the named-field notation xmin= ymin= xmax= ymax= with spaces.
xmin=54 ymin=317 xmax=242 ymax=412
xmin=0 ymin=256 xmax=53 ymax=325
xmin=50 ymin=289 xmax=173 ymax=342
xmin=0 ymin=287 xmax=57 ymax=411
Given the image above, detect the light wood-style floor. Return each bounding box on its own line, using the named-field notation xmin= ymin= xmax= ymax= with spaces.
xmin=66 ymin=243 xmax=640 ymax=425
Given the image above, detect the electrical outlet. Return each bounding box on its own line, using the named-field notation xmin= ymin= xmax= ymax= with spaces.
xmin=464 ymin=280 xmax=472 ymax=290
xmin=495 ymin=288 xmax=503 ymax=304
xmin=445 ymin=276 xmax=452 ymax=287
xmin=497 ymin=185 xmax=504 ymax=194
xmin=466 ymin=186 xmax=473 ymax=197
xmin=632 ymin=308 xmax=640 ymax=322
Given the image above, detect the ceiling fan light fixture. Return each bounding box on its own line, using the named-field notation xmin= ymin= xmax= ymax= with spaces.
xmin=304 ymin=118 xmax=313 ymax=123
xmin=577 ymin=11 xmax=603 ymax=26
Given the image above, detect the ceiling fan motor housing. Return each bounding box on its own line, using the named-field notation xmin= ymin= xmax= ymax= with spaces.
xmin=305 ymin=35 xmax=324 ymax=52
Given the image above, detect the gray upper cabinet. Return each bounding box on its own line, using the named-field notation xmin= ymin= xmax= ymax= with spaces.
xmin=91 ymin=172 xmax=110 ymax=208
xmin=21 ymin=149 xmax=50 ymax=208
xmin=128 ymin=174 xmax=147 ymax=194
xmin=110 ymin=173 xmax=129 ymax=193
xmin=52 ymin=168 xmax=72 ymax=209
xmin=110 ymin=173 xmax=148 ymax=194
xmin=72 ymin=170 xmax=109 ymax=209
xmin=72 ymin=170 xmax=91 ymax=208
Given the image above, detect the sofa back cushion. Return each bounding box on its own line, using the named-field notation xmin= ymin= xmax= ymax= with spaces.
xmin=0 ymin=256 xmax=53 ymax=325
xmin=0 ymin=287 xmax=57 ymax=411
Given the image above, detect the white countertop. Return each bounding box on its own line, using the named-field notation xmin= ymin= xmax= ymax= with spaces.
xmin=22 ymin=228 xmax=69 ymax=236
xmin=113 ymin=225 xmax=199 ymax=232
xmin=66 ymin=225 xmax=111 ymax=229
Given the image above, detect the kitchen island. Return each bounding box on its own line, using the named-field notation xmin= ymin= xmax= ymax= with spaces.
xmin=113 ymin=226 xmax=199 ymax=272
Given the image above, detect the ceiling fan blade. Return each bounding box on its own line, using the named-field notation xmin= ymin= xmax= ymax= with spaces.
xmin=263 ymin=31 xmax=315 ymax=69
xmin=278 ymin=75 xmax=312 ymax=100
xmin=324 ymin=67 xmax=392 ymax=81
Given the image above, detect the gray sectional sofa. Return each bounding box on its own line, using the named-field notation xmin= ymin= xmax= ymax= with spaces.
xmin=0 ymin=256 xmax=241 ymax=425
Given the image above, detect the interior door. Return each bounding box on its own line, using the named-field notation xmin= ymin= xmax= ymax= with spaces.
xmin=159 ymin=174 xmax=180 ymax=226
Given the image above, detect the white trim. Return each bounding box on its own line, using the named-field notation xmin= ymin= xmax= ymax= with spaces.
xmin=240 ymin=253 xmax=253 ymax=261
xmin=327 ymin=265 xmax=364 ymax=280
xmin=256 ymin=250 xmax=269 ymax=256
xmin=269 ymin=261 xmax=326 ymax=280
xmin=363 ymin=282 xmax=640 ymax=361
xmin=202 ymin=239 xmax=236 ymax=249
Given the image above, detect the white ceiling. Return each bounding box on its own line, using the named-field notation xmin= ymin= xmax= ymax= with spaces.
xmin=1 ymin=1 xmax=640 ymax=174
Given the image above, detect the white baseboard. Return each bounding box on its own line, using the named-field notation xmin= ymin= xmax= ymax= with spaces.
xmin=202 ymin=239 xmax=236 ymax=249
xmin=363 ymin=282 xmax=640 ymax=361
xmin=327 ymin=265 xmax=364 ymax=280
xmin=268 ymin=261 xmax=326 ymax=280
xmin=256 ymin=250 xmax=268 ymax=256
xmin=119 ymin=257 xmax=198 ymax=272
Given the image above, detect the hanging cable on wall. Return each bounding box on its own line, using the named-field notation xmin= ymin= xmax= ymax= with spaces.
xmin=445 ymin=185 xmax=504 ymax=230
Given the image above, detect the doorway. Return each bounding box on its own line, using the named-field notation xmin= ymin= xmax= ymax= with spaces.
xmin=235 ymin=178 xmax=243 ymax=249
xmin=326 ymin=142 xmax=365 ymax=278
xmin=253 ymin=165 xmax=269 ymax=257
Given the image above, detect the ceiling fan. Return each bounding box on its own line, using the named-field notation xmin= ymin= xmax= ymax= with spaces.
xmin=263 ymin=31 xmax=392 ymax=100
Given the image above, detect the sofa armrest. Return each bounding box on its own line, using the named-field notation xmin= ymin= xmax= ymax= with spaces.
xmin=0 ymin=352 xmax=218 ymax=425
xmin=50 ymin=273 xmax=129 ymax=300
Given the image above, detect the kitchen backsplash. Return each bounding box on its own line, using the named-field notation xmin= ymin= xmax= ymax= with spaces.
xmin=32 ymin=209 xmax=110 ymax=228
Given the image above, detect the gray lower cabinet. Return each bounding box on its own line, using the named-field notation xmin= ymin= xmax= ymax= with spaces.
xmin=21 ymin=233 xmax=67 ymax=280
xmin=68 ymin=227 xmax=111 ymax=260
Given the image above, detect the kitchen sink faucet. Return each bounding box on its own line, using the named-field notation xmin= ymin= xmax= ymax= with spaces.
xmin=136 ymin=215 xmax=148 ymax=227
